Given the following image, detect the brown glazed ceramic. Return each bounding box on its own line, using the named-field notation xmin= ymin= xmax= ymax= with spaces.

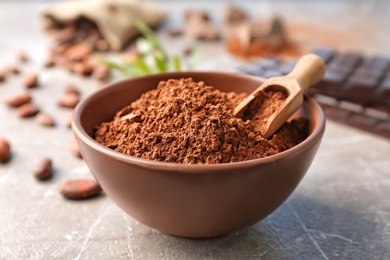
xmin=72 ymin=72 xmax=325 ymax=238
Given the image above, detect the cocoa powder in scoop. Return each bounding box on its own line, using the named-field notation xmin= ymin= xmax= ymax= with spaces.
xmin=95 ymin=78 xmax=308 ymax=164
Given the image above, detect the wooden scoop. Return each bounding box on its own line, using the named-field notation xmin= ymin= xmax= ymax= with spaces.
xmin=234 ymin=54 xmax=326 ymax=138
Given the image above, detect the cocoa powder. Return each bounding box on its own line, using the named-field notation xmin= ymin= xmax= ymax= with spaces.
xmin=242 ymin=88 xmax=288 ymax=135
xmin=227 ymin=36 xmax=300 ymax=59
xmin=95 ymin=78 xmax=308 ymax=164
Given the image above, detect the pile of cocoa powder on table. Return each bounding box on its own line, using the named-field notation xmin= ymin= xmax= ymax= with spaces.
xmin=95 ymin=78 xmax=308 ymax=164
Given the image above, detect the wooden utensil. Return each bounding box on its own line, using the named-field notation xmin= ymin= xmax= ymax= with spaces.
xmin=234 ymin=53 xmax=326 ymax=138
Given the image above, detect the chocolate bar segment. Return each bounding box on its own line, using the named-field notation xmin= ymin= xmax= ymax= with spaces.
xmin=315 ymin=68 xmax=351 ymax=97
xmin=349 ymin=114 xmax=379 ymax=133
xmin=356 ymin=56 xmax=390 ymax=77
xmin=324 ymin=106 xmax=352 ymax=123
xmin=377 ymin=121 xmax=390 ymax=138
xmin=312 ymin=47 xmax=335 ymax=63
xmin=344 ymin=72 xmax=381 ymax=101
xmin=327 ymin=52 xmax=363 ymax=70
xmin=377 ymin=77 xmax=390 ymax=101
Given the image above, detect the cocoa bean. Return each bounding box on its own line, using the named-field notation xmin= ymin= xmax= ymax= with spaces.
xmin=65 ymin=114 xmax=73 ymax=128
xmin=36 ymin=113 xmax=55 ymax=127
xmin=71 ymin=62 xmax=93 ymax=76
xmin=57 ymin=179 xmax=102 ymax=200
xmin=92 ymin=65 xmax=110 ymax=80
xmin=0 ymin=72 xmax=5 ymax=82
xmin=44 ymin=56 xmax=56 ymax=68
xmin=18 ymin=103 xmax=40 ymax=118
xmin=52 ymin=26 xmax=76 ymax=44
xmin=95 ymin=39 xmax=110 ymax=52
xmin=55 ymin=57 xmax=68 ymax=68
xmin=4 ymin=93 xmax=32 ymax=107
xmin=17 ymin=51 xmax=28 ymax=63
xmin=64 ymin=84 xmax=80 ymax=96
xmin=33 ymin=157 xmax=53 ymax=180
xmin=58 ymin=93 xmax=80 ymax=108
xmin=168 ymin=29 xmax=183 ymax=37
xmin=65 ymin=44 xmax=91 ymax=62
xmin=5 ymin=65 xmax=19 ymax=75
xmin=48 ymin=43 xmax=70 ymax=55
xmin=0 ymin=137 xmax=11 ymax=163
xmin=223 ymin=4 xmax=248 ymax=25
xmin=185 ymin=10 xmax=210 ymax=22
xmin=23 ymin=73 xmax=38 ymax=89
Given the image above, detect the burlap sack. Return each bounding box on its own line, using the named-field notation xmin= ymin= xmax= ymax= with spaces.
xmin=38 ymin=0 xmax=167 ymax=51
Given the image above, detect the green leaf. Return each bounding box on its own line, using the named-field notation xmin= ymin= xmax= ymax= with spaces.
xmin=154 ymin=55 xmax=167 ymax=72
xmin=120 ymin=63 xmax=146 ymax=76
xmin=101 ymin=60 xmax=123 ymax=70
xmin=171 ymin=55 xmax=181 ymax=71
xmin=101 ymin=60 xmax=144 ymax=77
xmin=136 ymin=38 xmax=153 ymax=55
xmin=133 ymin=19 xmax=166 ymax=57
xmin=134 ymin=55 xmax=151 ymax=74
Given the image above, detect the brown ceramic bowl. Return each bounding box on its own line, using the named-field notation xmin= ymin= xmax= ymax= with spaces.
xmin=72 ymin=72 xmax=325 ymax=238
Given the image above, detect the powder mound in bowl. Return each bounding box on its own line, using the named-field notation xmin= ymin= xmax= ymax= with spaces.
xmin=95 ymin=78 xmax=308 ymax=164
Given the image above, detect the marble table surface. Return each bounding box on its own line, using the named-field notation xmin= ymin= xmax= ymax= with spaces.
xmin=0 ymin=1 xmax=389 ymax=259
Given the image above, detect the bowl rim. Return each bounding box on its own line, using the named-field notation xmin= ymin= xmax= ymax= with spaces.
xmin=72 ymin=71 xmax=325 ymax=173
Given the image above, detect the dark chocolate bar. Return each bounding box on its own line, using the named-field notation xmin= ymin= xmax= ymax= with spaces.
xmin=310 ymin=48 xmax=390 ymax=106
xmin=236 ymin=49 xmax=390 ymax=139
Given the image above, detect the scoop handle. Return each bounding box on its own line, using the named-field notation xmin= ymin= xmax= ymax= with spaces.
xmin=287 ymin=54 xmax=326 ymax=91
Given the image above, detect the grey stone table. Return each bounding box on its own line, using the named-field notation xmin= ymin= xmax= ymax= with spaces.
xmin=0 ymin=1 xmax=389 ymax=259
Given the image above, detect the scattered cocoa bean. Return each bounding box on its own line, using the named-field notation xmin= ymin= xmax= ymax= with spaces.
xmin=44 ymin=56 xmax=56 ymax=68
xmin=168 ymin=29 xmax=183 ymax=37
xmin=52 ymin=25 xmax=76 ymax=44
xmin=36 ymin=113 xmax=56 ymax=127
xmin=71 ymin=62 xmax=93 ymax=76
xmin=18 ymin=103 xmax=40 ymax=118
xmin=0 ymin=137 xmax=11 ymax=163
xmin=48 ymin=43 xmax=70 ymax=55
xmin=5 ymin=65 xmax=19 ymax=75
xmin=58 ymin=93 xmax=80 ymax=108
xmin=92 ymin=64 xmax=110 ymax=80
xmin=33 ymin=157 xmax=53 ymax=180
xmin=195 ymin=25 xmax=221 ymax=41
xmin=95 ymin=39 xmax=110 ymax=52
xmin=85 ymin=32 xmax=100 ymax=47
xmin=3 ymin=93 xmax=32 ymax=107
xmin=185 ymin=14 xmax=220 ymax=41
xmin=23 ymin=73 xmax=38 ymax=89
xmin=17 ymin=51 xmax=28 ymax=63
xmin=64 ymin=84 xmax=80 ymax=96
xmin=65 ymin=114 xmax=73 ymax=128
xmin=55 ymin=56 xmax=68 ymax=68
xmin=65 ymin=44 xmax=92 ymax=62
xmin=69 ymin=134 xmax=82 ymax=158
xmin=58 ymin=179 xmax=102 ymax=200
xmin=0 ymin=72 xmax=5 ymax=82
xmin=223 ymin=4 xmax=248 ymax=25
xmin=185 ymin=10 xmax=210 ymax=22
